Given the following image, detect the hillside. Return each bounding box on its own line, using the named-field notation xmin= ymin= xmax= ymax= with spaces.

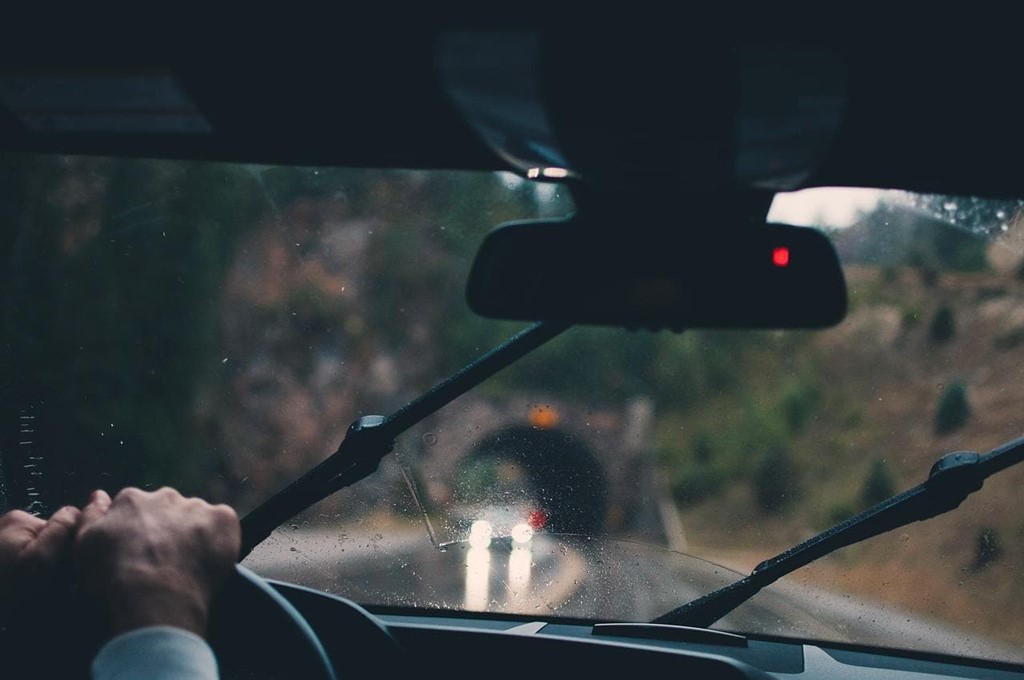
xmin=675 ymin=262 xmax=1024 ymax=647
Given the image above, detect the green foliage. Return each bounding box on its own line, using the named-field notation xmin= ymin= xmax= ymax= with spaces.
xmin=667 ymin=432 xmax=725 ymax=507
xmin=824 ymin=501 xmax=856 ymax=528
xmin=838 ymin=199 xmax=989 ymax=274
xmin=860 ymin=458 xmax=897 ymax=507
xmin=752 ymin=446 xmax=802 ymax=514
xmin=670 ymin=466 xmax=727 ymax=507
xmin=973 ymin=527 xmax=1003 ymax=570
xmin=928 ymin=304 xmax=956 ymax=344
xmin=900 ymin=306 xmax=921 ymax=329
xmin=935 ymin=381 xmax=971 ymax=435
xmin=1 ymin=157 xmax=268 ymax=501
xmin=690 ymin=432 xmax=715 ymax=464
xmin=908 ymin=250 xmax=939 ymax=287
xmin=780 ymin=378 xmax=821 ymax=434
xmin=928 ymin=225 xmax=989 ymax=272
xmin=648 ymin=331 xmax=761 ymax=408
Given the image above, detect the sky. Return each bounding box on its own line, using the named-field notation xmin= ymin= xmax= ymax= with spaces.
xmin=768 ymin=187 xmax=887 ymax=229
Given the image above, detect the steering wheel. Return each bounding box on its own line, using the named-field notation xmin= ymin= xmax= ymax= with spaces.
xmin=1 ymin=561 xmax=405 ymax=679
xmin=212 ymin=565 xmax=409 ymax=679
xmin=0 ymin=564 xmax=341 ymax=680
xmin=209 ymin=565 xmax=339 ymax=680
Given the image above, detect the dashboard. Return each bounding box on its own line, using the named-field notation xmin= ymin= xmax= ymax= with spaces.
xmin=269 ymin=581 xmax=1024 ymax=679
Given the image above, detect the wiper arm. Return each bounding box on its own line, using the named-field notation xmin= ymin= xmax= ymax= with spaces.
xmin=654 ymin=435 xmax=1024 ymax=627
xmin=239 ymin=320 xmax=571 ymax=558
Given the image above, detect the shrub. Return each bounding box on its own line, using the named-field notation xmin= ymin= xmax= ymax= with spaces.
xmin=670 ymin=466 xmax=725 ymax=507
xmin=935 ymin=381 xmax=970 ymax=435
xmin=781 ymin=379 xmax=821 ymax=434
xmin=901 ymin=307 xmax=921 ymax=329
xmin=690 ymin=432 xmax=715 ymax=464
xmin=929 ymin=304 xmax=955 ymax=344
xmin=973 ymin=527 xmax=1003 ymax=570
xmin=860 ymin=458 xmax=897 ymax=507
xmin=822 ymin=501 xmax=856 ymax=529
xmin=753 ymin=446 xmax=802 ymax=514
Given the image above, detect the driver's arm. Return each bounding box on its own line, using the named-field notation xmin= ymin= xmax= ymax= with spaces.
xmin=76 ymin=487 xmax=241 ymax=680
xmin=0 ymin=486 xmax=238 ymax=679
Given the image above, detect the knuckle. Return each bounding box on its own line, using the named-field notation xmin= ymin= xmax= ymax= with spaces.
xmin=115 ymin=486 xmax=144 ymax=502
xmin=157 ymin=486 xmax=185 ymax=502
xmin=212 ymin=503 xmax=239 ymax=523
xmin=49 ymin=506 xmax=80 ymax=529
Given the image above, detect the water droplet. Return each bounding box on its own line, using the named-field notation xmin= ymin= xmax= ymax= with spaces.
xmin=423 ymin=432 xmax=438 ymax=446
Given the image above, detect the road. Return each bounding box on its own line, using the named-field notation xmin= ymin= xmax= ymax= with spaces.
xmin=244 ymin=523 xmax=1023 ymax=664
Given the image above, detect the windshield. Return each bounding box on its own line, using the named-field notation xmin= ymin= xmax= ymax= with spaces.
xmin=2 ymin=153 xmax=1023 ymax=664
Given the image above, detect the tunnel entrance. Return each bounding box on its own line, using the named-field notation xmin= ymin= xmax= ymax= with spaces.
xmin=459 ymin=424 xmax=608 ymax=535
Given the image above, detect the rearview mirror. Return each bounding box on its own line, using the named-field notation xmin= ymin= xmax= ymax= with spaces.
xmin=466 ymin=218 xmax=847 ymax=330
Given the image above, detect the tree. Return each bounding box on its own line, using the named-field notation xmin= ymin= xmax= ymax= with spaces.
xmin=928 ymin=304 xmax=955 ymax=344
xmin=860 ymin=458 xmax=897 ymax=507
xmin=753 ymin=446 xmax=801 ymax=513
xmin=935 ymin=381 xmax=970 ymax=435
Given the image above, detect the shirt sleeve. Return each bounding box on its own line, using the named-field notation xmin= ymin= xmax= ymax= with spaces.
xmin=91 ymin=626 xmax=218 ymax=680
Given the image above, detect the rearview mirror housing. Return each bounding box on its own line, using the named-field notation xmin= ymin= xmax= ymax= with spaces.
xmin=466 ymin=218 xmax=847 ymax=330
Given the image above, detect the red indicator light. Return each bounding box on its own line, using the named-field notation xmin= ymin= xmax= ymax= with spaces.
xmin=772 ymin=246 xmax=790 ymax=267
xmin=528 ymin=509 xmax=548 ymax=530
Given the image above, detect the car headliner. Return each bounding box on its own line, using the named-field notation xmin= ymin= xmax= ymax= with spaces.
xmin=1 ymin=15 xmax=1020 ymax=200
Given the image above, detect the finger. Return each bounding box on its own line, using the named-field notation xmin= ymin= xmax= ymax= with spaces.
xmin=0 ymin=509 xmax=46 ymax=535
xmin=25 ymin=505 xmax=81 ymax=566
xmin=78 ymin=489 xmax=112 ymax=529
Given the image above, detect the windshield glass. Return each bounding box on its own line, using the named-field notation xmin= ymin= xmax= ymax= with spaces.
xmin=2 ymin=154 xmax=1023 ymax=664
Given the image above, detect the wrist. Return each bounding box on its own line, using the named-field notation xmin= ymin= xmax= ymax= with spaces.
xmin=102 ymin=570 xmax=210 ymax=638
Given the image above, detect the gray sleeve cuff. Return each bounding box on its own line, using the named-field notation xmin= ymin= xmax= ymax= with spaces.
xmin=92 ymin=626 xmax=218 ymax=680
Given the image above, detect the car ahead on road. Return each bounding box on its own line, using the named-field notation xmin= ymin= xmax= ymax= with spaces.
xmin=3 ymin=14 xmax=1024 ymax=679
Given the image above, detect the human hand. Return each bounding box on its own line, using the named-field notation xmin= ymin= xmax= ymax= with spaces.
xmin=0 ymin=505 xmax=81 ymax=610
xmin=75 ymin=487 xmax=241 ymax=638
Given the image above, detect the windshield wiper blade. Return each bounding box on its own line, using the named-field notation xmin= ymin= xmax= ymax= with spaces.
xmin=653 ymin=435 xmax=1024 ymax=627
xmin=238 ymin=320 xmax=571 ymax=558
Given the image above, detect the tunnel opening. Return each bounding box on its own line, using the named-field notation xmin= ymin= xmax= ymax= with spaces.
xmin=459 ymin=424 xmax=608 ymax=536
